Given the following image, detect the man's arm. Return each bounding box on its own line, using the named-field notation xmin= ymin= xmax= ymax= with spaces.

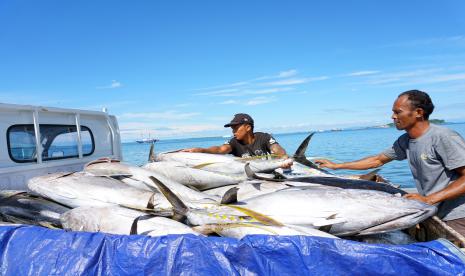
xmin=270 ymin=143 xmax=288 ymax=158
xmin=405 ymin=166 xmax=465 ymax=205
xmin=181 ymin=144 xmax=232 ymax=154
xmin=314 ymin=153 xmax=393 ymax=170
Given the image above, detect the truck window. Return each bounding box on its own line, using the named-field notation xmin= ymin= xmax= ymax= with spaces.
xmin=7 ymin=124 xmax=95 ymax=163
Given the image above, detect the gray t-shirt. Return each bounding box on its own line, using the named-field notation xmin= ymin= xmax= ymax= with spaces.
xmin=382 ymin=124 xmax=465 ymax=221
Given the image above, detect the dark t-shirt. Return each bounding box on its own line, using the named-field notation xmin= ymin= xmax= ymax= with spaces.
xmin=224 ymin=132 xmax=278 ymax=157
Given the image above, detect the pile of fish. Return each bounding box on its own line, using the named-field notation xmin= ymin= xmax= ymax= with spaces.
xmin=0 ymin=134 xmax=437 ymax=245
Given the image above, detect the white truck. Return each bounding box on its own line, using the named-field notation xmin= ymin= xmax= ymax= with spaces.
xmin=0 ymin=103 xmax=122 ymax=190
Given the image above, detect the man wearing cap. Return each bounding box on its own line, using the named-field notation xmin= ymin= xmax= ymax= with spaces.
xmin=181 ymin=113 xmax=289 ymax=158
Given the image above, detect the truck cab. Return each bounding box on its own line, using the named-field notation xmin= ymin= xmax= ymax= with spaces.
xmin=0 ymin=103 xmax=122 ymax=190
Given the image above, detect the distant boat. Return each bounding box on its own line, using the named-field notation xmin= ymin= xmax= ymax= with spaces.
xmin=136 ymin=132 xmax=158 ymax=143
xmin=136 ymin=138 xmax=158 ymax=144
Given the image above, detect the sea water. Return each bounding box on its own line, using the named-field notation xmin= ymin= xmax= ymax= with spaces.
xmin=122 ymin=123 xmax=465 ymax=188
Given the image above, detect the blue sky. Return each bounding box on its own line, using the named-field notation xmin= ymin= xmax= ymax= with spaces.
xmin=1 ymin=1 xmax=465 ymax=141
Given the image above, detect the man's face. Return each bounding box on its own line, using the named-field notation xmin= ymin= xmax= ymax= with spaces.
xmin=231 ymin=124 xmax=251 ymax=140
xmin=391 ymin=95 xmax=422 ymax=130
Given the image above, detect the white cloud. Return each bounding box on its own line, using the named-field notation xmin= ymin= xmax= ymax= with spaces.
xmin=119 ymin=122 xmax=224 ymax=140
xmin=363 ymin=68 xmax=444 ymax=85
xmin=193 ymin=69 xmax=300 ymax=93
xmin=191 ymin=82 xmax=249 ymax=92
xmin=346 ymin=70 xmax=380 ymax=77
xmin=219 ymin=100 xmax=238 ymax=105
xmin=97 ymin=80 xmax=122 ymax=89
xmin=118 ymin=110 xmax=200 ymax=120
xmin=261 ymin=76 xmax=328 ymax=86
xmin=248 ymin=87 xmax=294 ymax=95
xmin=277 ymin=69 xmax=298 ymax=78
xmin=195 ymin=88 xmax=239 ymax=96
xmin=245 ymin=97 xmax=276 ymax=106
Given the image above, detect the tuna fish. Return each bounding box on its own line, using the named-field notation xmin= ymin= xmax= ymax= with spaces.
xmin=155 ymin=151 xmax=293 ymax=175
xmin=27 ymin=172 xmax=173 ymax=216
xmin=84 ymin=159 xmax=221 ymax=203
xmin=192 ymin=223 xmax=338 ymax=239
xmin=61 ymin=206 xmax=199 ymax=236
xmin=142 ymin=161 xmax=244 ymax=190
xmin=238 ymin=186 xmax=437 ymax=236
xmin=0 ymin=190 xmax=70 ymax=228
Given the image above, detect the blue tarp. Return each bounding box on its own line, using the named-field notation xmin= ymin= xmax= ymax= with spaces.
xmin=0 ymin=225 xmax=464 ymax=275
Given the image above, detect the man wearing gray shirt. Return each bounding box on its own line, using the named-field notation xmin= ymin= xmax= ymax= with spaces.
xmin=315 ymin=90 xmax=465 ymax=235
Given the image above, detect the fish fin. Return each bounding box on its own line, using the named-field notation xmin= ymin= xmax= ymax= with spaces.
xmin=244 ymin=163 xmax=284 ymax=182
xmin=186 ymin=185 xmax=200 ymax=192
xmin=318 ymin=214 xmax=337 ymax=232
xmin=192 ymin=225 xmax=216 ymax=235
xmin=50 ymin=171 xmax=77 ymax=179
xmin=292 ymin=133 xmax=329 ymax=171
xmin=118 ymin=204 xmax=156 ymax=213
xmin=0 ymin=214 xmax=31 ymax=225
xmin=221 ymin=187 xmax=239 ymax=204
xmin=84 ymin=157 xmax=120 ymax=168
xmin=313 ymin=216 xmax=347 ymax=227
xmin=149 ymin=176 xmax=188 ymax=221
xmin=192 ymin=162 xmax=216 ymax=169
xmin=0 ymin=191 xmax=28 ymax=202
xmin=88 ymin=173 xmax=132 ymax=178
xmin=130 ymin=216 xmax=140 ymax=234
xmin=38 ymin=221 xmax=59 ymax=229
xmin=130 ymin=214 xmax=155 ymax=235
xmin=293 ymin=132 xmax=314 ymax=158
xmin=225 ymin=205 xmax=284 ymax=226
xmin=148 ymin=143 xmax=156 ymax=162
xmin=358 ymin=169 xmax=382 ymax=181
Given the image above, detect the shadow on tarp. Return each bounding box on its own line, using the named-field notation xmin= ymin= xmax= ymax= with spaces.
xmin=0 ymin=225 xmax=464 ymax=275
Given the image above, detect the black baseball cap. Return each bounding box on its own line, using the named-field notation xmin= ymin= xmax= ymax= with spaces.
xmin=224 ymin=113 xmax=254 ymax=128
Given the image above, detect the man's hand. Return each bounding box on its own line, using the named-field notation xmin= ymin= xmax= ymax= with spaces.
xmin=180 ymin=148 xmax=204 ymax=153
xmin=314 ymin=159 xmax=339 ymax=169
xmin=403 ymin=193 xmax=434 ymax=205
xmin=280 ymin=159 xmax=293 ymax=169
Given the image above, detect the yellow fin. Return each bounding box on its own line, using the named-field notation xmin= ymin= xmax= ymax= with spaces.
xmin=38 ymin=221 xmax=59 ymax=229
xmin=225 ymin=205 xmax=283 ymax=226
xmin=192 ymin=162 xmax=216 ymax=169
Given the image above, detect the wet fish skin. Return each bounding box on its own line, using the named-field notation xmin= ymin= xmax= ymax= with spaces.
xmin=237 ymin=186 xmax=436 ymax=236
xmin=143 ymin=161 xmax=243 ymax=190
xmin=27 ymin=172 xmax=173 ymax=215
xmin=155 ymin=151 xmax=293 ymax=175
xmin=203 ymin=180 xmax=290 ymax=201
xmin=84 ymin=161 xmax=220 ymax=203
xmin=288 ymin=175 xmax=407 ymax=195
xmin=0 ymin=190 xmax=70 ymax=227
xmin=61 ymin=206 xmax=199 ymax=236
xmin=193 ymin=223 xmax=338 ymax=239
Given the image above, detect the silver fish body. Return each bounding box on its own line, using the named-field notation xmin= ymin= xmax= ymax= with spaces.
xmin=0 ymin=190 xmax=70 ymax=227
xmin=155 ymin=152 xmax=293 ymax=175
xmin=27 ymin=172 xmax=172 ymax=215
xmin=143 ymin=161 xmax=243 ymax=190
xmin=193 ymin=223 xmax=338 ymax=239
xmin=84 ymin=161 xmax=220 ymax=204
xmin=238 ymin=186 xmax=437 ymax=236
xmin=61 ymin=206 xmax=199 ymax=236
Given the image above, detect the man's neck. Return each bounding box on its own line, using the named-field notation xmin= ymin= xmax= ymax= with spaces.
xmin=406 ymin=121 xmax=430 ymax=139
xmin=241 ymin=132 xmax=255 ymax=145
